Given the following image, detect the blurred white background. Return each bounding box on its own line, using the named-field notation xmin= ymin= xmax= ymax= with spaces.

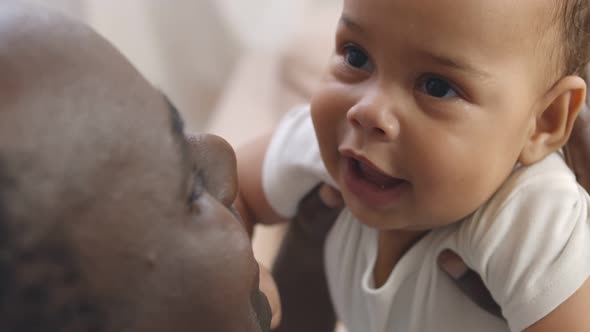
xmin=28 ymin=0 xmax=339 ymax=133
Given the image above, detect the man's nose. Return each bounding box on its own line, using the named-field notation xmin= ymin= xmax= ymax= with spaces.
xmin=346 ymin=90 xmax=400 ymax=141
xmin=186 ymin=133 xmax=238 ymax=207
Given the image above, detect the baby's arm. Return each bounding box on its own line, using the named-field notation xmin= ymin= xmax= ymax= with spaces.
xmin=235 ymin=106 xmax=331 ymax=233
xmin=523 ymin=280 xmax=590 ymax=331
xmin=235 ymin=132 xmax=289 ymax=234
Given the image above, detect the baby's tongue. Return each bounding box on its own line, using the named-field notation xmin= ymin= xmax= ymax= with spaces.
xmin=358 ymin=161 xmax=400 ymax=188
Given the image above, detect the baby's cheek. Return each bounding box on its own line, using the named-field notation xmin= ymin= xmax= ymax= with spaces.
xmin=417 ymin=168 xmax=487 ymax=224
xmin=315 ymin=132 xmax=340 ymax=175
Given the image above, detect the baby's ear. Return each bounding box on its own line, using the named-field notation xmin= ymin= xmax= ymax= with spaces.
xmin=519 ymin=76 xmax=586 ymax=165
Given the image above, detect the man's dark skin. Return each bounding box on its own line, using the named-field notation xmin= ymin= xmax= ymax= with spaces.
xmin=273 ymin=104 xmax=590 ymax=331
xmin=273 ymin=186 xmax=340 ymax=331
xmin=0 ymin=2 xmax=277 ymax=331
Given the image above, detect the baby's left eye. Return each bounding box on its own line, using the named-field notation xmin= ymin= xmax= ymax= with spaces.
xmin=418 ymin=77 xmax=458 ymax=99
xmin=343 ymin=45 xmax=373 ymax=72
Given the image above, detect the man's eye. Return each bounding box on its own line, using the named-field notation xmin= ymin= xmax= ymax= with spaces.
xmin=188 ymin=171 xmax=204 ymax=204
xmin=343 ymin=45 xmax=373 ymax=71
xmin=418 ymin=76 xmax=458 ymax=99
xmin=188 ymin=188 xmax=201 ymax=203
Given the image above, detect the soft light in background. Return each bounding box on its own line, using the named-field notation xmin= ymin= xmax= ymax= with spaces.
xmin=29 ymin=0 xmax=339 ymax=131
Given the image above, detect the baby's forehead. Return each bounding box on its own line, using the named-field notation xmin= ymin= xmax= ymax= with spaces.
xmin=386 ymin=0 xmax=563 ymax=83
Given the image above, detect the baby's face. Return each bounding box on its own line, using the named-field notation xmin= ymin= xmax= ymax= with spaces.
xmin=311 ymin=0 xmax=557 ymax=230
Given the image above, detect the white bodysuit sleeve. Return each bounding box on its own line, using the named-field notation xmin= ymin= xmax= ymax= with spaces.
xmin=262 ymin=105 xmax=335 ymax=218
xmin=457 ymin=154 xmax=590 ymax=331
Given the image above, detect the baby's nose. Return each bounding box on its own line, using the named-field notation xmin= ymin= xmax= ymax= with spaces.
xmin=346 ymin=94 xmax=400 ymax=141
xmin=186 ymin=133 xmax=238 ymax=207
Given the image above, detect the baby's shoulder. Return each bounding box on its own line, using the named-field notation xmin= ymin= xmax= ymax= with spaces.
xmin=493 ymin=152 xmax=576 ymax=206
xmin=455 ymin=152 xmax=588 ymax=261
xmin=448 ymin=153 xmax=590 ymax=331
xmin=472 ymin=153 xmax=579 ymax=224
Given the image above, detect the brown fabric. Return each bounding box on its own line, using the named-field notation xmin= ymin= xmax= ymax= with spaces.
xmin=565 ymin=104 xmax=590 ymax=191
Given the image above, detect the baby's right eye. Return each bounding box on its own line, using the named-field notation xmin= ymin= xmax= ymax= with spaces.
xmin=343 ymin=45 xmax=373 ymax=72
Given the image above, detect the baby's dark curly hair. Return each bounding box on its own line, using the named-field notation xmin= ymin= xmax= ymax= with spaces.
xmin=559 ymin=1 xmax=590 ymax=77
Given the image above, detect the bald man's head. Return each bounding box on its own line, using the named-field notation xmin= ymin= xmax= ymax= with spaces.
xmin=0 ymin=3 xmax=180 ymax=331
xmin=0 ymin=1 xmax=183 ymax=221
xmin=0 ymin=3 xmax=272 ymax=332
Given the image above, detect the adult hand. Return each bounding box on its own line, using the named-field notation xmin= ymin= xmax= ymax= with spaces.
xmin=272 ymin=185 xmax=340 ymax=332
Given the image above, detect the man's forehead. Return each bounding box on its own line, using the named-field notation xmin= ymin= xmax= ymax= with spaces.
xmin=0 ymin=1 xmax=192 ymax=203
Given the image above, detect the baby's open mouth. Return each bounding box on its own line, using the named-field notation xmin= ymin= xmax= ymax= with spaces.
xmin=351 ymin=158 xmax=405 ymax=189
xmin=342 ymin=156 xmax=409 ymax=208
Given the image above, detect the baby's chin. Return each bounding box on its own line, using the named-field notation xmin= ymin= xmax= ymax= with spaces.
xmin=346 ymin=200 xmax=451 ymax=233
xmin=345 ymin=199 xmax=407 ymax=230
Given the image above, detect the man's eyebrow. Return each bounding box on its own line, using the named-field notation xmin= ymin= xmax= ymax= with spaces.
xmin=339 ymin=15 xmax=364 ymax=34
xmin=419 ymin=51 xmax=491 ymax=79
xmin=162 ymin=93 xmax=191 ymax=165
xmin=162 ymin=94 xmax=185 ymax=143
xmin=161 ymin=93 xmax=193 ymax=194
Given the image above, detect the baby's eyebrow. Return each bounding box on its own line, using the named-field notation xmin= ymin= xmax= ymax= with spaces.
xmin=420 ymin=50 xmax=491 ymax=79
xmin=338 ymin=15 xmax=490 ymax=80
xmin=339 ymin=14 xmax=364 ymax=34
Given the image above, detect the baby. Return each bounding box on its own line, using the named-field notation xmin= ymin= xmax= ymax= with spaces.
xmin=237 ymin=0 xmax=590 ymax=331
